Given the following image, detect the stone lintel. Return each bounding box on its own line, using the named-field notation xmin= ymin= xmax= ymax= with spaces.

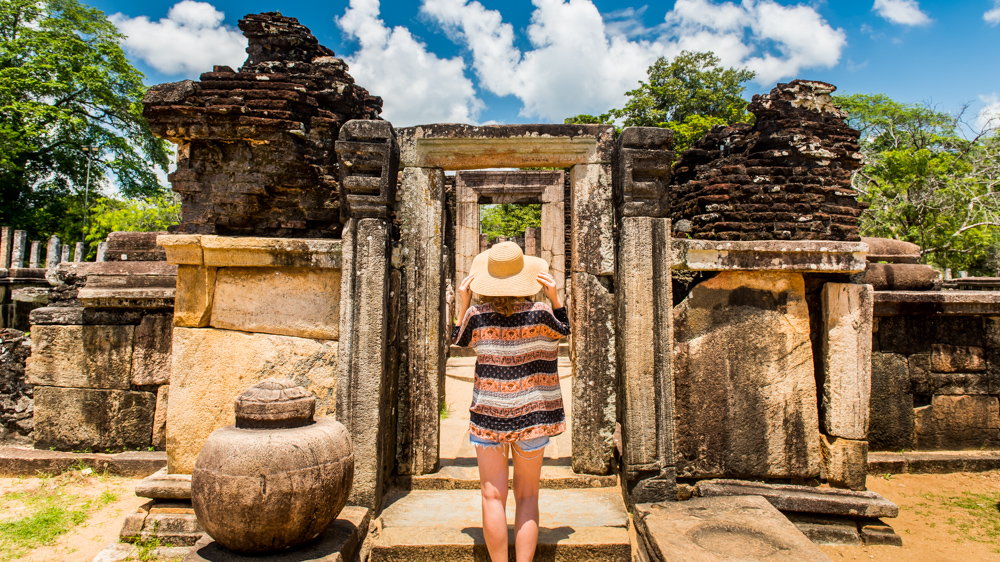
xmin=398 ymin=123 xmax=614 ymax=169
xmin=77 ymin=287 xmax=176 ymax=309
xmin=672 ymin=239 xmax=868 ymax=272
xmin=158 ymin=235 xmax=342 ymax=269
xmin=874 ymin=290 xmax=1000 ymax=316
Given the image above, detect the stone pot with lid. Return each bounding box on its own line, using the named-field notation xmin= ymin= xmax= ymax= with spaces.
xmin=191 ymin=378 xmax=354 ymax=554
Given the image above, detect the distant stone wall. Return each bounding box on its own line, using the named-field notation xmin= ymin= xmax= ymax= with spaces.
xmin=670 ymin=80 xmax=866 ymax=241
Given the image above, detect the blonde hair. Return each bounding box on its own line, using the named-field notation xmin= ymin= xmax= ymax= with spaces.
xmin=482 ymin=295 xmax=529 ymax=317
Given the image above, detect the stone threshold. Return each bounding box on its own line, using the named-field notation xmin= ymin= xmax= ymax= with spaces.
xmin=868 ymin=450 xmax=1000 ymax=474
xmin=672 ymin=238 xmax=868 ymax=273
xmin=0 ymin=446 xmax=165 ymax=477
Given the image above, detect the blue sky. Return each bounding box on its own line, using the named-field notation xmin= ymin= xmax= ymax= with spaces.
xmin=89 ymin=0 xmax=1000 ymax=130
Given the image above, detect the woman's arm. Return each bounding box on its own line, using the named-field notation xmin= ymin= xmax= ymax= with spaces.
xmin=452 ymin=274 xmax=476 ymax=346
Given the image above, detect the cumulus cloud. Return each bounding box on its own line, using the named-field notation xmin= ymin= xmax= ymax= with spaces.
xmin=977 ymin=94 xmax=1000 ymax=132
xmin=872 ymin=0 xmax=931 ymax=26
xmin=109 ymin=1 xmax=247 ymax=76
xmin=985 ymin=1 xmax=1000 ymax=26
xmin=417 ymin=0 xmax=845 ymax=121
xmin=336 ymin=0 xmax=483 ymax=126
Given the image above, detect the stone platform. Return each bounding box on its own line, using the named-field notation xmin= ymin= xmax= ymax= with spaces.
xmin=368 ymin=488 xmax=630 ymax=561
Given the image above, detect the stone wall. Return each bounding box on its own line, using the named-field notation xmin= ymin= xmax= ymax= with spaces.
xmin=142 ymin=13 xmax=382 ymax=238
xmin=27 ymin=232 xmax=176 ymax=452
xmin=0 ymin=329 xmax=32 ymax=442
xmin=670 ymin=80 xmax=866 ymax=241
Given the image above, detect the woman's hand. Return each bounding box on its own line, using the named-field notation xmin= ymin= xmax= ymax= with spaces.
xmin=456 ymin=274 xmax=474 ymax=323
xmin=537 ymin=272 xmax=561 ymax=309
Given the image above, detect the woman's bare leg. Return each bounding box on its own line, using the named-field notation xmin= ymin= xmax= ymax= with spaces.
xmin=511 ymin=445 xmax=544 ymax=562
xmin=476 ymin=444 xmax=510 ymax=562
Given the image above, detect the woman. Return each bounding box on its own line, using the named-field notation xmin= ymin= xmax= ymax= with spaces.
xmin=452 ymin=241 xmax=571 ymax=562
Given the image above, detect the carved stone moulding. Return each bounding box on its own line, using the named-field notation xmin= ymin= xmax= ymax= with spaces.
xmin=335 ymin=119 xmax=399 ymax=221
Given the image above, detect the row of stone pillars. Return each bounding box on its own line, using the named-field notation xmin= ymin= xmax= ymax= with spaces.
xmin=0 ymin=227 xmax=108 ymax=269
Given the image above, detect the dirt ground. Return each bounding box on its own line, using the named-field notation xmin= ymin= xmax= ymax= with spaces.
xmin=0 ymin=470 xmax=146 ymax=562
xmin=821 ymin=470 xmax=1000 ymax=561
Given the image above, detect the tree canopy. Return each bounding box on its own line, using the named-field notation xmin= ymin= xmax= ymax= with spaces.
xmin=0 ymin=0 xmax=170 ymax=242
xmin=480 ymin=204 xmax=541 ymax=243
xmin=566 ymin=51 xmax=756 ymax=151
xmin=835 ymin=93 xmax=1000 ymax=274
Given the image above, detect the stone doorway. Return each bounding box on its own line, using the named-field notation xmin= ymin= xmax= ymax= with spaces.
xmin=394 ymin=124 xmax=616 ymax=480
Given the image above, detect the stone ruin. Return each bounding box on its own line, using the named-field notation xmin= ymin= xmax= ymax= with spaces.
xmin=7 ymin=10 xmax=1000 ymax=560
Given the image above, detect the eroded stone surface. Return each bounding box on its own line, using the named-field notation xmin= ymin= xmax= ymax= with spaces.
xmin=673 ymin=271 xmax=821 ymax=479
xmin=33 ymin=386 xmax=155 ymax=450
xmin=868 ymin=352 xmax=914 ymax=451
xmin=820 ymin=283 xmax=873 ymax=440
xmin=696 ymin=479 xmax=898 ymax=518
xmin=820 ymin=435 xmax=868 ymax=491
xmin=863 ymin=263 xmax=937 ymax=291
xmin=930 ymin=343 xmax=986 ymax=373
xmin=26 ymin=325 xmax=135 ymax=390
xmin=167 ymin=327 xmax=337 ymax=473
xmin=133 ymin=314 xmax=173 ymax=386
xmin=914 ymin=395 xmax=1000 ymax=450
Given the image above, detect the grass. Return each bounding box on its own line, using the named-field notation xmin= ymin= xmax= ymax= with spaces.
xmin=0 ymin=469 xmax=120 ymax=561
xmin=440 ymin=400 xmax=453 ymax=420
xmin=939 ymin=492 xmax=1000 ymax=550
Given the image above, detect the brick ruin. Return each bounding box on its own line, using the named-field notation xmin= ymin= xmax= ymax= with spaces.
xmin=142 ymin=12 xmax=382 ymax=238
xmin=670 ymin=80 xmax=866 ymax=241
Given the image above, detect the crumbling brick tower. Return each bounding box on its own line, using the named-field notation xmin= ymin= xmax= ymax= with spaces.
xmin=142 ymin=12 xmax=382 ymax=238
xmin=671 ymin=80 xmax=866 ymax=241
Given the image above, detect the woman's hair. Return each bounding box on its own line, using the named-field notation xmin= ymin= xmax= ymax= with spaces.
xmin=482 ymin=295 xmax=529 ymax=317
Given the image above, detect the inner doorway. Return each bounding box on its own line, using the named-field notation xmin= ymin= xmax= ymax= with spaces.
xmin=442 ymin=169 xmax=572 ymax=468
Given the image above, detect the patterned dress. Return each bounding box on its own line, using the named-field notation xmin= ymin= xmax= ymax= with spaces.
xmin=452 ymin=301 xmax=571 ymax=442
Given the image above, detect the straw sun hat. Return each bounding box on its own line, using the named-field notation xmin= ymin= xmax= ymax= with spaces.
xmin=469 ymin=241 xmax=548 ymax=297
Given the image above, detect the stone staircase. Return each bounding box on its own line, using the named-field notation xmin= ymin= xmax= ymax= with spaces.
xmin=369 ymin=464 xmax=631 ymax=561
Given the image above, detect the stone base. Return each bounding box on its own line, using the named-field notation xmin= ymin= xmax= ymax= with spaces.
xmin=135 ymin=466 xmax=191 ymax=500
xmin=635 ymin=495 xmax=831 ymax=561
xmin=120 ymin=500 xmax=204 ymax=547
xmin=696 ymin=479 xmax=898 ymax=519
xmin=868 ymin=450 xmax=1000 ymax=474
xmin=183 ymin=506 xmax=370 ymax=562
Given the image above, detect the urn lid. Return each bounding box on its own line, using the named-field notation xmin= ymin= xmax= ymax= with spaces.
xmin=234 ymin=378 xmax=316 ymax=429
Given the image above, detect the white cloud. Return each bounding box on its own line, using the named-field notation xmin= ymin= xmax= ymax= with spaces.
xmin=976 ymin=94 xmax=1000 ymax=132
xmin=985 ymin=1 xmax=1000 ymax=25
xmin=109 ymin=1 xmax=247 ymax=76
xmin=336 ymin=0 xmax=483 ymax=126
xmin=418 ymin=0 xmax=845 ymax=121
xmin=872 ymin=0 xmax=931 ymax=26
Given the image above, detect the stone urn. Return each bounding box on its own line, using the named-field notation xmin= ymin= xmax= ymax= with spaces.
xmin=191 ymin=379 xmax=354 ymax=553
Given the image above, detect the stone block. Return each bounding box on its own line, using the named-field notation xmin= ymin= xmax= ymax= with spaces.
xmin=986 ymin=316 xmax=1000 ymax=349
xmin=931 ymin=343 xmax=986 ymax=372
xmin=153 ymin=385 xmax=168 ymax=451
xmin=820 ymin=435 xmax=868 ymax=491
xmin=33 ymin=386 xmax=155 ymax=450
xmin=859 ymin=520 xmax=903 ymax=546
xmin=104 ymin=231 xmax=168 ymax=261
xmin=861 ymin=237 xmax=920 ymax=264
xmin=174 ymin=265 xmax=216 ymax=327
xmin=336 ymin=119 xmax=399 ymax=220
xmin=11 ymin=287 xmax=49 ymax=305
xmin=157 ymin=234 xmax=204 ymax=265
xmin=10 ymin=230 xmax=25 ymax=268
xmin=28 ymin=306 xmax=145 ymax=326
xmin=167 ymin=326 xmax=338 ymax=474
xmin=785 ymin=513 xmax=863 ymax=546
xmin=863 ymin=263 xmax=937 ymax=291
xmin=210 ymin=267 xmax=340 ymax=340
xmin=910 ymin=353 xmax=990 ymax=395
xmin=697 ymin=478 xmax=899 ymax=518
xmin=820 ymin=283 xmax=873 ymax=440
xmin=673 ymin=239 xmax=868 ymax=273
xmin=26 ymin=325 xmax=135 ymax=389
xmin=136 ymin=467 xmax=192 ymax=500
xmin=570 ymin=272 xmax=616 ymax=475
xmin=133 ymin=314 xmax=173 ymax=386
xmin=0 ymin=226 xmax=11 ymax=268
xmin=201 ymin=236 xmax=343 ymax=269
xmin=914 ymin=395 xmax=1000 ymax=450
xmin=635 ymin=495 xmax=831 ymax=562
xmin=869 ymin=352 xmax=914 ymax=451
xmin=673 ymin=271 xmax=821 ymax=479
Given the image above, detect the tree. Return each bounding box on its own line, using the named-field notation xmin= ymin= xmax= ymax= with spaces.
xmin=480 ymin=204 xmax=541 ymax=243
xmin=565 ymin=51 xmax=756 ymax=152
xmin=835 ymin=93 xmax=1000 ymax=274
xmin=84 ymin=193 xmax=180 ymax=258
xmin=0 ymin=0 xmax=170 ymax=242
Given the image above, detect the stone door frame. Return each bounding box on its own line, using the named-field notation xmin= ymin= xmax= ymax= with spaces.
xmin=455 ymin=170 xmax=565 ymax=306
xmin=395 ymin=124 xmax=618 ymax=476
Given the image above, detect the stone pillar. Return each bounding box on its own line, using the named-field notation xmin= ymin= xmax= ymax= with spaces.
xmin=29 ymin=242 xmax=40 ymax=268
xmin=96 ymin=242 xmax=107 ymax=262
xmin=60 ymin=244 xmax=70 ymax=264
xmin=820 ymin=282 xmax=874 ymax=490
xmin=569 ymin=162 xmax=616 ymax=475
xmin=479 ymin=234 xmax=487 ymax=254
xmin=10 ymin=231 xmax=26 ymax=269
xmin=337 ymin=218 xmax=392 ymax=509
xmin=617 ymin=217 xmax=675 ymax=502
xmin=396 ymin=167 xmax=447 ymax=475
xmin=0 ymin=227 xmax=11 ymax=269
xmin=73 ymin=242 xmax=85 ymax=263
xmin=525 ymin=227 xmax=537 ymax=257
xmin=46 ymin=236 xmax=61 ymax=269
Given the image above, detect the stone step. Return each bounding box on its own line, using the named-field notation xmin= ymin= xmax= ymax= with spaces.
xmin=369 ymin=488 xmax=631 ymax=561
xmin=396 ymin=463 xmax=617 ymax=490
